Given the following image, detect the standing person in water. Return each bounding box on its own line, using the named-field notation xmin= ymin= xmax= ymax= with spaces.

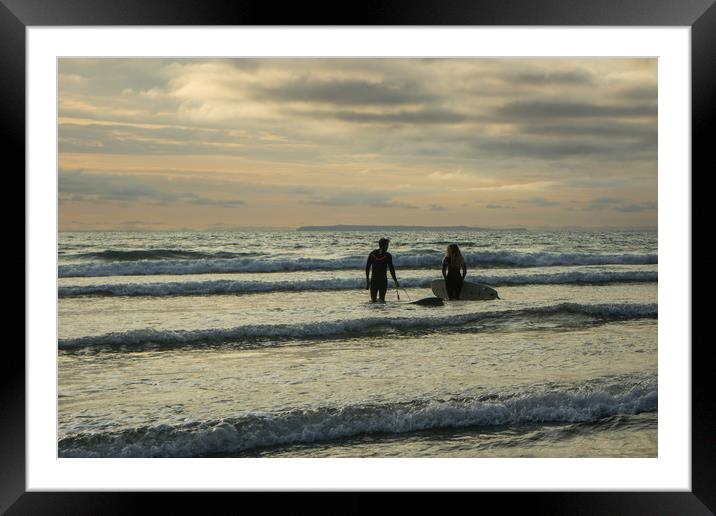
xmin=442 ymin=243 xmax=467 ymax=300
xmin=365 ymin=237 xmax=399 ymax=302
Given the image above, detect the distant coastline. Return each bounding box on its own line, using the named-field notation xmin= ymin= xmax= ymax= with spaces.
xmin=296 ymin=225 xmax=527 ymax=232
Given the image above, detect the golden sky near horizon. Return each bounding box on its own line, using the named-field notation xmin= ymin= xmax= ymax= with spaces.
xmin=58 ymin=58 xmax=657 ymax=231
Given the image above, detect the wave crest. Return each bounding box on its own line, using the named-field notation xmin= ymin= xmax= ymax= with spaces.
xmin=59 ymin=270 xmax=657 ymax=298
xmin=58 ymin=303 xmax=657 ymax=350
xmin=58 ymin=378 xmax=657 ymax=457
xmin=59 ymin=251 xmax=658 ymax=277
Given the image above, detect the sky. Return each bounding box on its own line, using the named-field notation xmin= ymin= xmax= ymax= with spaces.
xmin=58 ymin=58 xmax=657 ymax=231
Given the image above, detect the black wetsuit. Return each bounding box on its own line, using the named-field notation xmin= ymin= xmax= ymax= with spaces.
xmin=442 ymin=256 xmax=465 ymax=300
xmin=365 ymin=249 xmax=396 ymax=301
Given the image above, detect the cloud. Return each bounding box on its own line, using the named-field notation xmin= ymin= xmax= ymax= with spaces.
xmin=476 ymin=139 xmax=614 ymax=160
xmin=519 ymin=121 xmax=657 ymax=141
xmin=429 ymin=170 xmax=464 ymax=180
xmin=329 ymin=108 xmax=468 ymax=125
xmin=615 ymin=201 xmax=657 ymax=212
xmin=507 ymin=70 xmax=594 ymax=85
xmin=495 ymin=101 xmax=656 ymax=119
xmin=301 ymin=188 xmax=418 ymax=209
xmin=305 ymin=198 xmax=419 ymax=209
xmin=59 ymin=59 xmax=173 ymax=95
xmin=472 ymin=135 xmax=655 ymax=161
xmin=587 ymin=197 xmax=624 ymax=210
xmin=524 ymin=197 xmax=560 ymax=207
xmin=617 ymin=85 xmax=658 ymax=101
xmin=253 ymin=78 xmax=435 ymax=107
xmin=57 ymin=58 xmax=658 ymax=229
xmin=59 ymin=169 xmax=244 ymax=207
xmin=59 ymin=169 xmax=171 ymax=202
xmin=286 ymin=186 xmax=316 ymax=195
xmin=121 ymin=220 xmax=162 ymax=226
xmin=183 ymin=195 xmax=245 ymax=207
xmin=576 ymin=198 xmax=657 ymax=213
xmin=59 ymin=121 xmax=247 ymax=156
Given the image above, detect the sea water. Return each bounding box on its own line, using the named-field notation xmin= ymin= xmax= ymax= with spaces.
xmin=57 ymin=230 xmax=658 ymax=458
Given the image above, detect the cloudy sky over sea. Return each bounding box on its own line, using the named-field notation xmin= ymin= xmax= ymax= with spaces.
xmin=58 ymin=58 xmax=657 ymax=231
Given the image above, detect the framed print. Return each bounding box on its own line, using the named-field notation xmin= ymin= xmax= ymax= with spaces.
xmin=9 ymin=0 xmax=711 ymax=513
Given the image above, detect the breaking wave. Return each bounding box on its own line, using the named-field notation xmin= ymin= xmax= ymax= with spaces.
xmin=59 ymin=270 xmax=657 ymax=298
xmin=58 ymin=377 xmax=657 ymax=458
xmin=58 ymin=302 xmax=657 ymax=350
xmin=58 ymin=251 xmax=658 ymax=277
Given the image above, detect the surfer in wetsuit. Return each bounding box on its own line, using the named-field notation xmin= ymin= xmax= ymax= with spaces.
xmin=365 ymin=237 xmax=399 ymax=302
xmin=442 ymin=243 xmax=467 ymax=300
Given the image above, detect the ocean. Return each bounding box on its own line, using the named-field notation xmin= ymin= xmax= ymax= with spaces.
xmin=57 ymin=229 xmax=658 ymax=458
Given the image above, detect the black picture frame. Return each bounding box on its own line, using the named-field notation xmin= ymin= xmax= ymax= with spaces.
xmin=7 ymin=0 xmax=710 ymax=513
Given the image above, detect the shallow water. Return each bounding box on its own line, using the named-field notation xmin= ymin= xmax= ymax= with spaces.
xmin=57 ymin=230 xmax=658 ymax=458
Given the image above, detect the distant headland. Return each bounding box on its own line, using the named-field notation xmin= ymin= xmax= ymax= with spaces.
xmin=296 ymin=225 xmax=527 ymax=232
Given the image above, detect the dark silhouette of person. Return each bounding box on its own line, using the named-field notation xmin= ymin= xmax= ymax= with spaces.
xmin=442 ymin=243 xmax=467 ymax=300
xmin=365 ymin=237 xmax=399 ymax=302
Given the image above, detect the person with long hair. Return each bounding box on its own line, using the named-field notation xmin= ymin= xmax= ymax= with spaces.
xmin=442 ymin=243 xmax=467 ymax=300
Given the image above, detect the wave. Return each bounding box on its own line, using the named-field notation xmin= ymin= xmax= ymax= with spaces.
xmin=58 ymin=251 xmax=658 ymax=277
xmin=58 ymin=302 xmax=657 ymax=350
xmin=58 ymin=270 xmax=657 ymax=298
xmin=57 ymin=378 xmax=657 ymax=457
xmin=69 ymin=249 xmax=259 ymax=261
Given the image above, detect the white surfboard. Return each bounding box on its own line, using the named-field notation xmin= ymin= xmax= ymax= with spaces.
xmin=431 ymin=279 xmax=499 ymax=300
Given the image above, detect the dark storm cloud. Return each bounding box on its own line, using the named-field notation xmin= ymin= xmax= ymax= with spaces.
xmin=253 ymin=79 xmax=435 ymax=107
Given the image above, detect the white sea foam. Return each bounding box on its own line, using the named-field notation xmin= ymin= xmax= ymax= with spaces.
xmin=57 ymin=302 xmax=658 ymax=349
xmin=58 ymin=251 xmax=658 ymax=277
xmin=57 ymin=378 xmax=658 ymax=458
xmin=58 ymin=270 xmax=658 ymax=298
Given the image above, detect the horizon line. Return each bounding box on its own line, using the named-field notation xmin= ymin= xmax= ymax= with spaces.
xmin=58 ymin=225 xmax=659 ymax=232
